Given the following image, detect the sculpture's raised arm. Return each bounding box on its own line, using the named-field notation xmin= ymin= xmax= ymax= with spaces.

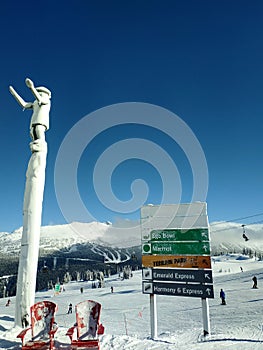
xmin=9 ymin=85 xmax=31 ymax=109
xmin=25 ymin=78 xmax=43 ymax=104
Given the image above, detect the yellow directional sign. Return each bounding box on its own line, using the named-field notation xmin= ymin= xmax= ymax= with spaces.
xmin=142 ymin=254 xmax=211 ymax=269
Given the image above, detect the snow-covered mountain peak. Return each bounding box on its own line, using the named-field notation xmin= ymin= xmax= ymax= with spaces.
xmin=1 ymin=220 xmax=263 ymax=256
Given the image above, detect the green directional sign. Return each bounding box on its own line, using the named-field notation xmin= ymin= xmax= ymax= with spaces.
xmin=142 ymin=241 xmax=210 ymax=255
xmin=150 ymin=228 xmax=209 ymax=242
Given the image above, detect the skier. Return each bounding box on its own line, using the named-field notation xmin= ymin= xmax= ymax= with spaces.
xmin=67 ymin=303 xmax=73 ymax=314
xmin=5 ymin=299 xmax=11 ymax=307
xmin=252 ymin=276 xmax=258 ymax=289
xmin=21 ymin=313 xmax=29 ymax=328
xmin=111 ymin=286 xmax=114 ymax=293
xmin=220 ymin=289 xmax=226 ymax=305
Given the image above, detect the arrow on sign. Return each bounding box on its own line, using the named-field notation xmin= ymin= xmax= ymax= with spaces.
xmin=206 ymin=287 xmax=212 ymax=296
xmin=205 ymin=273 xmax=211 ymax=280
xmin=203 ymin=244 xmax=209 ymax=252
xmin=201 ymin=231 xmax=208 ymax=239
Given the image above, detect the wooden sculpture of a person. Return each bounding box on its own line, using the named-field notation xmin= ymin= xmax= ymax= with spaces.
xmin=9 ymin=78 xmax=51 ymax=141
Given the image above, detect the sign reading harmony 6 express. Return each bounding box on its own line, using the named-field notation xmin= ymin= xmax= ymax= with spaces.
xmin=142 ymin=281 xmax=214 ymax=299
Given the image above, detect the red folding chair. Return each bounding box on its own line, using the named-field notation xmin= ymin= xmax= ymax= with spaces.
xmin=17 ymin=301 xmax=58 ymax=350
xmin=66 ymin=300 xmax=104 ymax=350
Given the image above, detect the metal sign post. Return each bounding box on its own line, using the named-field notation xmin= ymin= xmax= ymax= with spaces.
xmin=150 ymin=294 xmax=157 ymax=339
xmin=201 ymin=297 xmax=210 ymax=336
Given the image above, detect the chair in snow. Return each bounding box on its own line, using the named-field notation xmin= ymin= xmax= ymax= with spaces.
xmin=66 ymin=300 xmax=104 ymax=350
xmin=17 ymin=301 xmax=58 ymax=350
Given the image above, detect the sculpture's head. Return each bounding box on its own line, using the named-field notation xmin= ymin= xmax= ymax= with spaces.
xmin=36 ymin=86 xmax=51 ymax=99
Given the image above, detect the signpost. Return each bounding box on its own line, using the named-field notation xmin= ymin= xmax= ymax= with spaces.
xmin=141 ymin=202 xmax=213 ymax=339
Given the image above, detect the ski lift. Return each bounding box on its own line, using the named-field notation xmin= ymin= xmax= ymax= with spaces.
xmin=242 ymin=225 xmax=249 ymax=241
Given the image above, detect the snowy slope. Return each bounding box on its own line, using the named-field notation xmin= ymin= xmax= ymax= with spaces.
xmin=1 ymin=255 xmax=263 ymax=349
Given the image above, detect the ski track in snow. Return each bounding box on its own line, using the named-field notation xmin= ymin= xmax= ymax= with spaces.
xmin=1 ymin=256 xmax=263 ymax=349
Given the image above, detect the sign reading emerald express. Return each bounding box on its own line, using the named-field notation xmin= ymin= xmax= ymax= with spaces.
xmin=142 ymin=267 xmax=213 ymax=283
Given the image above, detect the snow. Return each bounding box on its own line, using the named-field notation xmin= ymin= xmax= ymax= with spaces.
xmin=1 ymin=255 xmax=263 ymax=349
xmin=0 ymin=221 xmax=143 ymax=255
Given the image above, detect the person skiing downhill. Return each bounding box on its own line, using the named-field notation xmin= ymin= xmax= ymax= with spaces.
xmin=252 ymin=276 xmax=258 ymax=289
xmin=67 ymin=303 xmax=73 ymax=314
xmin=220 ymin=289 xmax=226 ymax=305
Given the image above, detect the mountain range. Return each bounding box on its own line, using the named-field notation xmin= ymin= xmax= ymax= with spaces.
xmin=0 ymin=220 xmax=262 ymax=258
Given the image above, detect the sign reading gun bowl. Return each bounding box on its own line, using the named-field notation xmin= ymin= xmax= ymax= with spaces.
xmin=146 ymin=228 xmax=209 ymax=242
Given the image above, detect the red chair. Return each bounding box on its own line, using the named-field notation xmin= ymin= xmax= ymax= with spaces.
xmin=17 ymin=301 xmax=58 ymax=350
xmin=66 ymin=300 xmax=104 ymax=350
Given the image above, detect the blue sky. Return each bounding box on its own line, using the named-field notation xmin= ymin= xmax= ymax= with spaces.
xmin=1 ymin=0 xmax=263 ymax=232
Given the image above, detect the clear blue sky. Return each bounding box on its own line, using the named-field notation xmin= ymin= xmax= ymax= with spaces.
xmin=1 ymin=0 xmax=263 ymax=232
